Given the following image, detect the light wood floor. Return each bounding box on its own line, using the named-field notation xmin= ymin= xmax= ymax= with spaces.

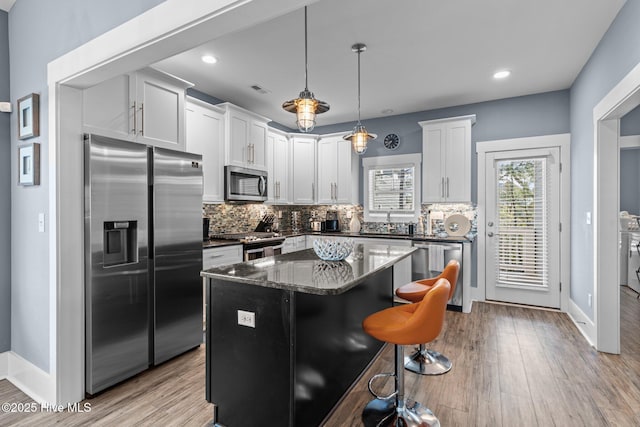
xmin=2 ymin=289 xmax=640 ymax=426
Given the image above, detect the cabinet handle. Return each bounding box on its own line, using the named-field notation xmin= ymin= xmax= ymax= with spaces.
xmin=446 ymin=177 xmax=449 ymax=198
xmin=250 ymin=144 xmax=255 ymax=164
xmin=249 ymin=144 xmax=253 ymax=163
xmin=139 ymin=103 xmax=144 ymax=136
xmin=131 ymin=101 xmax=137 ymax=134
xmin=312 ymin=182 xmax=315 ymax=201
xmin=276 ymin=181 xmax=280 ymax=199
xmin=441 ymin=177 xmax=445 ymax=198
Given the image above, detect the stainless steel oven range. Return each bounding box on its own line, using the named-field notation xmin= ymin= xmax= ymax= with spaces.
xmin=210 ymin=232 xmax=285 ymax=261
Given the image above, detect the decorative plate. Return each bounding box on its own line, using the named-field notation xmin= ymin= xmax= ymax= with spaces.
xmin=443 ymin=214 xmax=471 ymax=237
xmin=383 ymin=133 xmax=400 ymax=150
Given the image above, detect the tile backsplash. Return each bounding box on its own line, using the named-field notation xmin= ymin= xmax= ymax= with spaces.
xmin=203 ymin=203 xmax=363 ymax=235
xmin=204 ymin=202 xmax=476 ymax=237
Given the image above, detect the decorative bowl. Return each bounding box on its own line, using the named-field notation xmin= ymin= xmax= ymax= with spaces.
xmin=312 ymin=238 xmax=354 ymax=261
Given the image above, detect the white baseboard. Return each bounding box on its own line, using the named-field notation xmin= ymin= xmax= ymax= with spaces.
xmin=0 ymin=351 xmax=7 ymax=379
xmin=568 ymin=299 xmax=596 ymax=347
xmin=5 ymin=352 xmax=55 ymax=404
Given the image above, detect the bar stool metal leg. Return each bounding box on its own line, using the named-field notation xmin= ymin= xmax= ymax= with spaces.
xmin=363 ymin=345 xmax=440 ymax=427
xmin=404 ymin=343 xmax=452 ymax=375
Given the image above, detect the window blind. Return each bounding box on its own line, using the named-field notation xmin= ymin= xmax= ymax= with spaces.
xmin=495 ymin=158 xmax=549 ymax=288
xmin=368 ymin=166 xmax=415 ymax=213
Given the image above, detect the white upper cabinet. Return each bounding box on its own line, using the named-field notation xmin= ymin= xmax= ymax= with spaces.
xmin=317 ymin=134 xmax=358 ymax=204
xmin=185 ymin=98 xmax=225 ymax=203
xmin=220 ymin=103 xmax=269 ymax=171
xmin=291 ymin=135 xmax=317 ymax=204
xmin=83 ymin=68 xmax=192 ymax=150
xmin=267 ymin=129 xmax=290 ymax=204
xmin=419 ymin=115 xmax=475 ymax=203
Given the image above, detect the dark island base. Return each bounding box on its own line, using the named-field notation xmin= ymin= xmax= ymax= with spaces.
xmin=206 ymin=267 xmax=394 ymax=427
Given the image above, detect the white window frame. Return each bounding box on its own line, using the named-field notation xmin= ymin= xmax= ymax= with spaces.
xmin=362 ymin=154 xmax=422 ymax=223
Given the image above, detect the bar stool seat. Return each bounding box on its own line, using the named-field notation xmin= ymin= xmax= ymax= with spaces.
xmin=362 ymin=278 xmax=450 ymax=427
xmin=395 ymin=259 xmax=460 ymax=375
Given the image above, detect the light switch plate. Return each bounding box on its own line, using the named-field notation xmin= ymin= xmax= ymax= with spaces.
xmin=237 ymin=310 xmax=255 ymax=328
xmin=586 ymin=212 xmax=591 ymax=225
xmin=38 ymin=213 xmax=45 ymax=232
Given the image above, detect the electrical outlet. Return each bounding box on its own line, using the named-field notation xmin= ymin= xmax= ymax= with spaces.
xmin=588 ymin=293 xmax=592 ymax=307
xmin=237 ymin=310 xmax=255 ymax=328
xmin=586 ymin=212 xmax=591 ymax=225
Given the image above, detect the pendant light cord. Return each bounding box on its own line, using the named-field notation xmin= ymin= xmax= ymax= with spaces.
xmin=357 ymin=47 xmax=361 ymax=124
xmin=304 ymin=6 xmax=309 ymax=91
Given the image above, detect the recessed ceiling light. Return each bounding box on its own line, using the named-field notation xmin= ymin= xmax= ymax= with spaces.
xmin=493 ymin=70 xmax=511 ymax=79
xmin=201 ymin=55 xmax=218 ymax=65
xmin=381 ymin=109 xmax=394 ymax=115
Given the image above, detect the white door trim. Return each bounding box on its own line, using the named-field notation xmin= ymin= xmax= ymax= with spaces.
xmin=476 ymin=134 xmax=571 ymax=312
xmin=47 ymin=0 xmax=310 ymax=405
xmin=593 ymin=61 xmax=640 ymax=354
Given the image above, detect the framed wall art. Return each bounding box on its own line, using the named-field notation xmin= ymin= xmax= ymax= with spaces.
xmin=17 ymin=93 xmax=40 ymax=140
xmin=18 ymin=142 xmax=40 ymax=186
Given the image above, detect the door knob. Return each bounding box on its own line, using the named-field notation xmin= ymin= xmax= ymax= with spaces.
xmin=487 ymin=232 xmax=494 ymax=237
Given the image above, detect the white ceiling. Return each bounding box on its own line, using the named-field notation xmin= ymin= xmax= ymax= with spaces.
xmin=155 ymin=0 xmax=625 ymax=129
xmin=0 ymin=0 xmax=15 ymax=12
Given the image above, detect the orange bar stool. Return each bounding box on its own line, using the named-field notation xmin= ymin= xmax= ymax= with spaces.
xmin=362 ymin=278 xmax=450 ymax=427
xmin=395 ymin=259 xmax=459 ymax=375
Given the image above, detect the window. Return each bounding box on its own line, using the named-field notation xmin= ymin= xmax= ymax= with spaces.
xmin=363 ymin=154 xmax=421 ymax=222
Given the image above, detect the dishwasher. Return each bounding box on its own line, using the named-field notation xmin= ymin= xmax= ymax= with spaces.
xmin=411 ymin=241 xmax=464 ymax=311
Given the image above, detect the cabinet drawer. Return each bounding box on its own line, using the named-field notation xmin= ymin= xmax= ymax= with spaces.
xmin=203 ymin=245 xmax=242 ymax=269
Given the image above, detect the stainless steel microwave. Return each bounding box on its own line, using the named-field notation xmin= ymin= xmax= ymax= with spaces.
xmin=224 ymin=165 xmax=268 ymax=202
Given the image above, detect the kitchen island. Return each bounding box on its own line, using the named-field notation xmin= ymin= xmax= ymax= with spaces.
xmin=202 ymin=243 xmax=416 ymax=427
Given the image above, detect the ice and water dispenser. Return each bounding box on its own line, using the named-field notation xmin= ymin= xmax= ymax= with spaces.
xmin=103 ymin=220 xmax=138 ymax=267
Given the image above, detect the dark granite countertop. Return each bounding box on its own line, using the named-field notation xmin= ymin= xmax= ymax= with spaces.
xmin=282 ymin=230 xmax=472 ymax=244
xmin=202 ymin=230 xmax=473 ymax=249
xmin=202 ymin=239 xmax=244 ymax=249
xmin=202 ymin=243 xmax=416 ymax=295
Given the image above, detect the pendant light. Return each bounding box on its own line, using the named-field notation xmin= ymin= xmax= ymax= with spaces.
xmin=282 ymin=6 xmax=329 ymax=132
xmin=344 ymin=43 xmax=376 ymax=154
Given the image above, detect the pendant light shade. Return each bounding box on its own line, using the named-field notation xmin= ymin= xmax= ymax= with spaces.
xmin=343 ymin=43 xmax=376 ymax=154
xmin=282 ymin=7 xmax=329 ymax=133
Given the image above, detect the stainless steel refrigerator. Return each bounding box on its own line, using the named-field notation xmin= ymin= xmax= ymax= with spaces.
xmin=84 ymin=133 xmax=203 ymax=394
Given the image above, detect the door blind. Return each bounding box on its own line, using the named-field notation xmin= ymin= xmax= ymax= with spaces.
xmin=495 ymin=157 xmax=549 ymax=288
xmin=368 ymin=166 xmax=415 ymax=212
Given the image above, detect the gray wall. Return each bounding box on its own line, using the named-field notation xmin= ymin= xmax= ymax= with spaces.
xmin=621 ymin=105 xmax=640 ymax=136
xmin=620 ymin=106 xmax=640 ymax=216
xmin=620 ymin=149 xmax=640 ymax=215
xmin=8 ymin=0 xmax=165 ymax=372
xmin=0 ymin=10 xmax=10 ymax=353
xmin=569 ymin=0 xmax=640 ymax=319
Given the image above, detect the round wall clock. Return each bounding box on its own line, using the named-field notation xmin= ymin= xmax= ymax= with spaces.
xmin=383 ymin=133 xmax=400 ymax=150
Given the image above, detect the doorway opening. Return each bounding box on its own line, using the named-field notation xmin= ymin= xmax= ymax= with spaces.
xmin=594 ymin=62 xmax=640 ymax=354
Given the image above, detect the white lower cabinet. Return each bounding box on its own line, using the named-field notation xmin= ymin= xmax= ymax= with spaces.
xmin=283 ymin=236 xmax=307 ymax=254
xmin=351 ymin=237 xmax=412 ymax=292
xmin=203 ymin=245 xmax=243 ymax=269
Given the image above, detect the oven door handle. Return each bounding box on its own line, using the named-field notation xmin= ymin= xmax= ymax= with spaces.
xmin=245 ymin=247 xmax=265 ymax=254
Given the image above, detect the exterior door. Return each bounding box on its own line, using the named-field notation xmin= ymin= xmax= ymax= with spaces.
xmin=485 ymin=147 xmax=561 ymax=308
